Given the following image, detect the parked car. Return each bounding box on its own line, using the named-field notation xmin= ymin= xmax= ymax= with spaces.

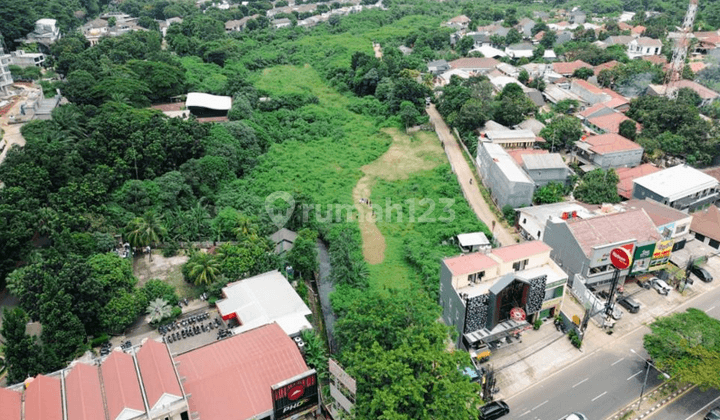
xmin=636 ymin=278 xmax=652 ymax=289
xmin=611 ymin=304 xmax=623 ymax=320
xmin=652 ymin=278 xmax=672 ymax=295
xmin=618 ymin=296 xmax=641 ymax=314
xmin=560 ymin=413 xmax=588 ymax=420
xmin=705 ymin=406 xmax=720 ymax=420
xmin=479 ymin=400 xmax=510 ymax=420
xmin=690 ymin=265 xmax=714 ymax=283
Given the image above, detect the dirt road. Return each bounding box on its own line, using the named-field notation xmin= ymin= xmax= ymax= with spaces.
xmin=373 ymin=42 xmax=382 ymax=59
xmin=426 ymin=104 xmax=517 ymax=247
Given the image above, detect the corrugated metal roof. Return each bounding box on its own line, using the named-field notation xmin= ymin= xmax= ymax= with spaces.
xmin=568 ymin=209 xmax=661 ymax=256
xmin=101 ymin=351 xmax=146 ymax=420
xmin=65 ymin=363 xmax=105 ymax=420
xmin=522 ymin=153 xmax=567 ymax=170
xmin=186 ymin=92 xmax=232 ymax=111
xmin=25 ymin=375 xmax=62 ymax=420
xmin=175 ymin=323 xmax=310 ymax=420
xmin=136 ymin=339 xmax=183 ymax=410
xmin=0 ymin=388 xmax=21 ymax=420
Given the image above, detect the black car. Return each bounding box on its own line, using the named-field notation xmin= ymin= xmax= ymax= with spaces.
xmin=618 ymin=296 xmax=640 ymax=314
xmin=479 ymin=400 xmax=510 ymax=420
xmin=705 ymin=406 xmax=720 ymax=420
xmin=690 ymin=266 xmax=714 ymax=283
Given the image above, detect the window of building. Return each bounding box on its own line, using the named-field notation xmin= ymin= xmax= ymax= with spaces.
xmin=537 ymin=231 xmax=541 ymax=238
xmin=675 ymin=224 xmax=688 ymax=235
xmin=589 ymin=264 xmax=612 ymax=275
xmin=710 ymin=239 xmax=720 ymax=249
xmin=467 ymin=271 xmax=485 ymax=284
xmin=696 ymin=233 xmax=706 ymax=242
xmin=512 ymin=259 xmax=529 ymax=271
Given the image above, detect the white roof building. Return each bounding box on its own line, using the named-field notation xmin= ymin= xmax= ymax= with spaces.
xmin=632 ymin=165 xmax=720 ymax=213
xmin=216 ymin=270 xmax=313 ymax=337
xmin=517 ymin=202 xmax=594 ymax=240
xmin=457 ymin=232 xmax=491 ymax=253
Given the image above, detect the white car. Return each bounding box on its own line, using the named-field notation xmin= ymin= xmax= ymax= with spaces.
xmin=560 ymin=413 xmax=588 ymax=420
xmin=652 ymin=278 xmax=672 ymax=295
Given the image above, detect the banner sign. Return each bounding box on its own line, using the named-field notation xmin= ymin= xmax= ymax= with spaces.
xmin=652 ymin=240 xmax=673 ymax=260
xmin=272 ymin=370 xmax=319 ymax=420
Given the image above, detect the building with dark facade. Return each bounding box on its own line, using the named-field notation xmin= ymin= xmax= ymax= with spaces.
xmin=440 ymin=241 xmax=567 ymax=349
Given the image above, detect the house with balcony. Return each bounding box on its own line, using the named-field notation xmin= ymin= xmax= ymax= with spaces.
xmin=628 ymin=37 xmax=662 ymax=58
xmin=440 ymin=241 xmax=567 ymax=349
xmin=9 ymin=50 xmax=45 ymax=68
xmin=0 ymin=43 xmax=12 ymax=95
xmin=18 ymin=19 xmax=61 ymax=49
xmin=632 ymin=164 xmax=720 ymax=213
xmin=573 ymin=133 xmax=643 ymax=170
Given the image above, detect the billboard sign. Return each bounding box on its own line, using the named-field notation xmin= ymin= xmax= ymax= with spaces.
xmin=630 ymin=243 xmax=656 ymax=274
xmin=272 ymin=370 xmax=319 ymax=420
xmin=652 ymin=240 xmax=674 ymax=260
xmin=610 ymin=247 xmax=633 ymax=270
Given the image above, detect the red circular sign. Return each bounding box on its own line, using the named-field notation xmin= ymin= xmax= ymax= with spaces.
xmin=610 ymin=247 xmax=632 ymax=270
xmin=288 ymin=384 xmax=305 ymax=401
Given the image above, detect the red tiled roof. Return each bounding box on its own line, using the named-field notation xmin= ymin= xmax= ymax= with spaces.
xmin=25 ymin=375 xmax=62 ymax=420
xmin=449 ymin=57 xmax=501 ymax=70
xmin=65 ymin=363 xmax=105 ymax=420
xmin=491 ymin=241 xmax=551 ymax=262
xmin=579 ymin=103 xmax=612 ymax=118
xmin=689 ymin=61 xmax=707 ymax=73
xmin=690 ymin=205 xmax=720 ymax=240
xmin=593 ymin=60 xmax=619 ymax=76
xmin=672 ymin=79 xmax=720 ymax=100
xmin=616 ymin=164 xmax=661 ymax=199
xmin=703 ymin=166 xmax=720 ymax=183
xmin=553 ymin=60 xmax=592 ymax=75
xmin=136 ymin=339 xmax=183 ymax=410
xmin=176 ymin=323 xmax=310 ymax=420
xmin=101 ymin=351 xmax=146 ymax=420
xmin=568 ymin=209 xmax=662 ymax=256
xmin=0 ymin=388 xmax=21 ymax=420
xmin=631 ymin=25 xmax=646 ymax=34
xmin=642 ymin=55 xmax=667 ymax=65
xmin=604 ymin=96 xmax=630 ymax=110
xmin=444 ymin=253 xmax=498 ymax=276
xmin=534 ymin=31 xmax=545 ymax=41
xmin=586 ymin=112 xmax=639 ymax=134
xmin=506 ymin=148 xmax=549 ymax=166
xmin=580 ymin=133 xmax=642 ymax=154
xmin=618 ymin=22 xmax=632 ymax=31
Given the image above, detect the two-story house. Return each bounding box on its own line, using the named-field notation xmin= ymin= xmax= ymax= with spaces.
xmin=440 ymin=241 xmax=567 ymax=349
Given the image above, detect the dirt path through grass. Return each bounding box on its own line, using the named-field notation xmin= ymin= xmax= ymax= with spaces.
xmin=354 ymin=128 xmax=444 ymax=265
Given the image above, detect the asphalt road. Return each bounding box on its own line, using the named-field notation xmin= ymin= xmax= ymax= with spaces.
xmin=652 ymin=386 xmax=720 ymax=420
xmin=505 ymin=284 xmax=720 ymax=420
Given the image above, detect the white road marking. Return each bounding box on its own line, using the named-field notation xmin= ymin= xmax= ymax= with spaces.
xmin=612 ymin=357 xmax=625 ymax=366
xmin=532 ymin=400 xmax=548 ymax=410
xmin=592 ymin=391 xmax=607 ymax=402
xmin=518 ymin=410 xmax=531 ymax=417
xmin=684 ymin=394 xmax=720 ymax=420
xmin=708 ymin=306 xmax=716 ymax=313
xmin=573 ymin=378 xmax=589 ymax=388
xmin=628 ymin=370 xmax=644 ymax=380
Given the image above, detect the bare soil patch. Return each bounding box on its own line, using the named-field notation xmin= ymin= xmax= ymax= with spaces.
xmin=132 ymin=252 xmax=200 ymax=299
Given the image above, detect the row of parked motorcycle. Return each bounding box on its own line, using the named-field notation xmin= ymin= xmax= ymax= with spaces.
xmin=158 ymin=312 xmax=213 ymax=335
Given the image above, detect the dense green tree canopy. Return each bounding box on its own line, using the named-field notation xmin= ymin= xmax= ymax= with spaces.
xmin=574 ymin=169 xmax=621 ymax=204
xmin=644 ymin=309 xmax=720 ymax=390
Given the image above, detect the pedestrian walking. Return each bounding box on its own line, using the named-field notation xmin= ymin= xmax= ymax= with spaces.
xmin=469 ymin=178 xmax=473 ymax=185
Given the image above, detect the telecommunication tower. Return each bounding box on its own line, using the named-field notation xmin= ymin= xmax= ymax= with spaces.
xmin=665 ymin=0 xmax=698 ymax=99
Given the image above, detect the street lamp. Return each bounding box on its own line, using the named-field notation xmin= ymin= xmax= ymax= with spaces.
xmin=630 ymin=349 xmax=671 ymax=410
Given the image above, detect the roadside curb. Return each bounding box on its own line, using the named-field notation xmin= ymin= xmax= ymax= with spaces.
xmin=503 ymin=275 xmax=718 ymax=403
xmin=607 ymin=383 xmax=694 ymax=420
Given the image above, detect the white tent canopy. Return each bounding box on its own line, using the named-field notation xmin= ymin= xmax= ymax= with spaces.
xmin=185 ymin=92 xmax=232 ymax=111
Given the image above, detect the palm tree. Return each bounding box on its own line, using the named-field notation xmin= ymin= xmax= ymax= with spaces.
xmin=233 ymin=215 xmax=259 ymax=242
xmin=146 ymin=298 xmax=172 ymax=324
xmin=126 ymin=211 xmax=167 ymax=261
xmin=186 ymin=252 xmax=220 ymax=286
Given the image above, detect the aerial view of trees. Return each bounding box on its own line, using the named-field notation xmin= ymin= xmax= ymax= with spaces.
xmin=574 ymin=169 xmax=621 ymax=204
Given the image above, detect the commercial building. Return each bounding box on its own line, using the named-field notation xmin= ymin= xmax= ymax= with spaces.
xmin=440 ymin=241 xmax=567 ymax=349
xmin=573 ymin=133 xmax=643 ymax=170
xmin=521 ymin=153 xmax=570 ymax=187
xmin=543 ymin=209 xmax=662 ymax=287
xmin=477 ymin=142 xmax=535 ymax=208
xmin=632 ymin=165 xmax=720 ymax=213
xmin=1 ymin=323 xmax=318 ymax=420
xmin=216 ymin=270 xmax=313 ymax=337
